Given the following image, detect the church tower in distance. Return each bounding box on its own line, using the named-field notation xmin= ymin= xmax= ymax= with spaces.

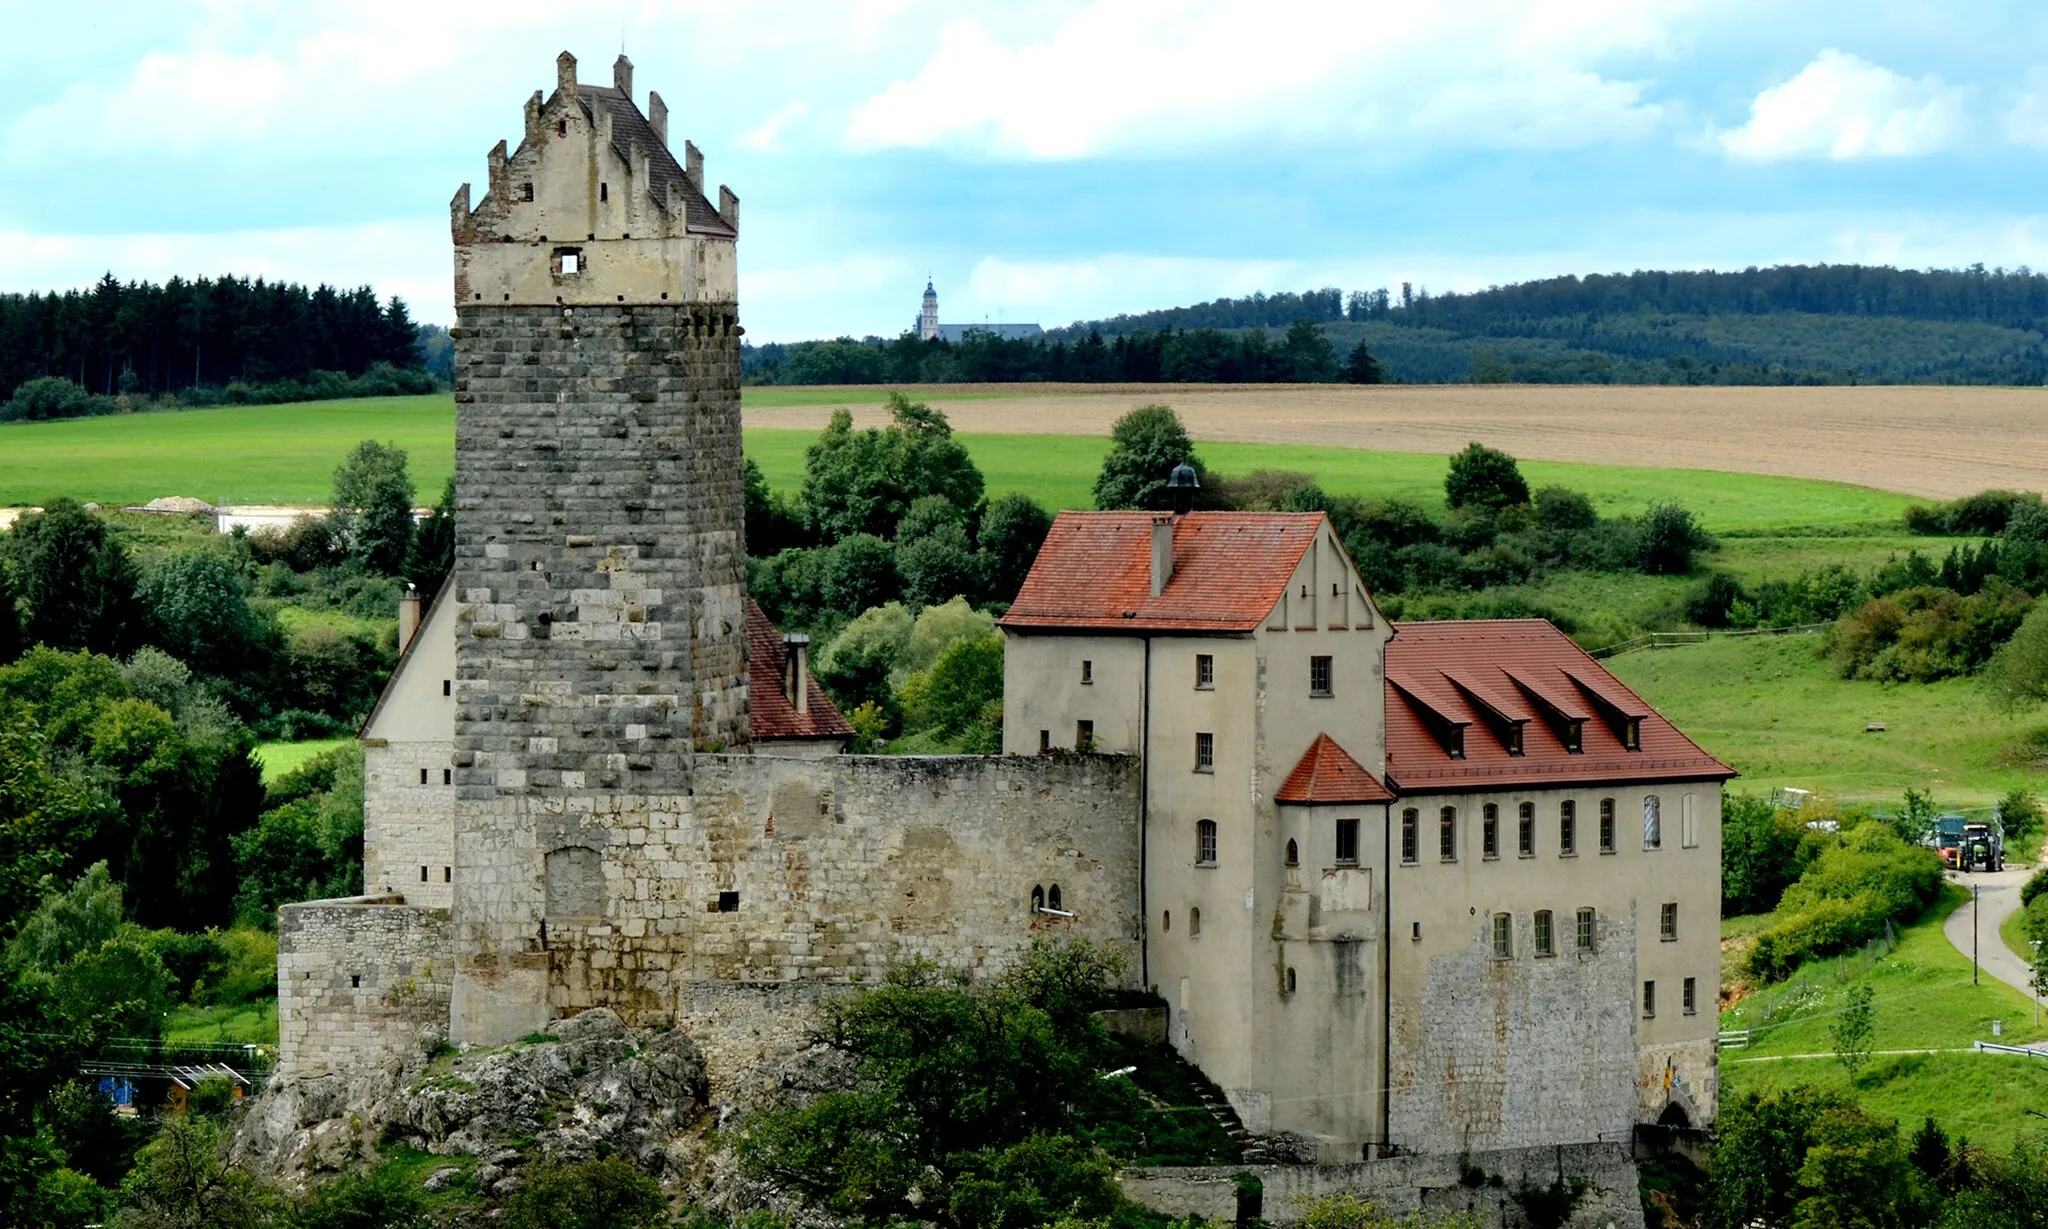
xmin=446 ymin=51 xmax=747 ymax=1043
xmin=919 ymin=279 xmax=940 ymax=341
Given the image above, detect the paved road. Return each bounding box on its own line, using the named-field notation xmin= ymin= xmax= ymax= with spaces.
xmin=1943 ymin=861 xmax=2039 ymax=997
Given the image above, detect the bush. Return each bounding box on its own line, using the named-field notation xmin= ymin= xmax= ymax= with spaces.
xmin=0 ymin=376 xmax=116 ymax=422
xmin=287 ymin=1166 xmax=429 ymax=1229
xmin=1745 ymin=823 xmax=1944 ymax=982
xmin=1638 ymin=501 xmax=1711 ymax=575
xmin=1443 ymin=442 xmax=1529 ymax=512
xmin=1531 ymin=485 xmax=1597 ymax=533
xmin=1902 ymin=489 xmax=2038 ymax=536
xmin=499 ymin=1158 xmax=666 ymax=1229
xmin=1831 ymin=583 xmax=2032 ymax=682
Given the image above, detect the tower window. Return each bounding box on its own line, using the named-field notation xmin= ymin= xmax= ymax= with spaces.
xmin=1642 ymin=980 xmax=1656 ymax=1017
xmin=1284 ymin=967 xmax=1297 ymax=994
xmin=1189 ymin=907 xmax=1201 ymax=937
xmin=443 ymin=866 xmax=452 ymax=883
xmin=420 ymin=865 xmax=428 ymax=882
xmin=1400 ymin=809 xmax=1418 ymax=863
xmin=419 ymin=769 xmax=428 ymax=784
xmin=716 ymin=890 xmax=740 ymax=913
xmin=1048 ymin=884 xmax=1062 ymax=912
xmin=443 ymin=679 xmax=452 ymax=696
xmin=522 ymin=182 xmax=534 ymax=202
xmin=442 ymin=769 xmax=452 ymax=785
xmin=1039 ymin=729 xmax=1051 ymax=754
xmin=1196 ymin=819 xmax=1218 ymax=866
xmin=1309 ymin=656 xmax=1332 ymax=697
xmin=556 ymin=119 xmax=567 ymax=137
xmin=1031 ymin=885 xmax=1045 ymax=913
xmin=1284 ymin=838 xmax=1299 ymax=867
xmin=600 ymin=182 xmax=609 ymax=202
xmin=1438 ymin=806 xmax=1457 ymax=861
xmin=1195 ymin=654 xmax=1214 ymax=688
xmin=1335 ymin=818 xmax=1359 ymax=865
xmin=553 ymin=248 xmax=583 ymax=276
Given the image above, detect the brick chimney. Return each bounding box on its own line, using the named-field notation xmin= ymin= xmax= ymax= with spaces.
xmin=783 ymin=633 xmax=810 ymax=714
xmin=1150 ymin=515 xmax=1174 ymax=597
xmin=398 ymin=584 xmax=421 ymax=652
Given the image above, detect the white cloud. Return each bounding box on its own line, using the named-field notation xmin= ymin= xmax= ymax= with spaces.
xmin=1716 ymin=49 xmax=1966 ymax=161
xmin=737 ymin=101 xmax=810 ymax=152
xmin=2005 ymin=69 xmax=2048 ymax=150
xmin=845 ymin=0 xmax=1684 ymax=159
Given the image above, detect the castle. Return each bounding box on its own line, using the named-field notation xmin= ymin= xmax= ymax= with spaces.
xmin=275 ymin=52 xmax=1729 ymax=1164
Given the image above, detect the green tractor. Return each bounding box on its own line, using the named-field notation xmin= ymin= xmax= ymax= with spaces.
xmin=1958 ymin=819 xmax=2005 ymax=873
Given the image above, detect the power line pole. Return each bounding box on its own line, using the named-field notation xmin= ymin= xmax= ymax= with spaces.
xmin=1973 ymin=883 xmax=1980 ymax=986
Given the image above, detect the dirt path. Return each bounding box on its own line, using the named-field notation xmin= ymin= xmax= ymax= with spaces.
xmin=743 ymin=384 xmax=2048 ymax=500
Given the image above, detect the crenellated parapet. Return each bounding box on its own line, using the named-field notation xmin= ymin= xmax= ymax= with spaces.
xmin=451 ymin=51 xmax=739 ymax=308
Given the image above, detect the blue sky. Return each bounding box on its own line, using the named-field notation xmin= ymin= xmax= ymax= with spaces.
xmin=3 ymin=1 xmax=2047 ymax=341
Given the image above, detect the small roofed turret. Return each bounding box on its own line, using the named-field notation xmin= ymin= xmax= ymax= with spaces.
xmin=1167 ymin=460 xmax=1200 ymax=516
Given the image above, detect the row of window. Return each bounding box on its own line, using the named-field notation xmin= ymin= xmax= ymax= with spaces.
xmin=1645 ymin=977 xmax=1698 ymax=1017
xmin=1401 ymin=795 xmax=1698 ymax=863
xmin=1076 ymin=654 xmax=1335 ymax=697
xmin=1487 ymin=903 xmax=1684 ymax=958
xmin=418 ymin=768 xmax=454 ymax=785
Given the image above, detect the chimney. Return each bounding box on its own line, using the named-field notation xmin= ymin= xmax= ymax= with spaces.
xmin=684 ymin=140 xmax=704 ymax=190
xmin=648 ymin=90 xmax=668 ymax=146
xmin=783 ymin=634 xmax=810 ymax=714
xmin=398 ymin=584 xmax=421 ymax=651
xmin=613 ymin=53 xmax=633 ymax=99
xmin=718 ymin=185 xmax=739 ymax=232
xmin=556 ymin=50 xmax=578 ymax=95
xmin=1150 ymin=515 xmax=1174 ymax=597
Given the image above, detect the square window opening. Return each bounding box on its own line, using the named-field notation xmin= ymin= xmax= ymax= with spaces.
xmin=553 ymin=247 xmax=584 ymax=276
xmin=1335 ymin=818 xmax=1360 ymax=865
xmin=716 ymin=890 xmax=740 ymax=913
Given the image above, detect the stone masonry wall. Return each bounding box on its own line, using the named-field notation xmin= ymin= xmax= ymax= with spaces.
xmin=1118 ymin=1143 xmax=1644 ymax=1229
xmin=451 ymin=300 xmax=747 ymax=1042
xmin=277 ymin=896 xmax=453 ymax=1080
xmin=363 ymin=742 xmax=456 ymax=907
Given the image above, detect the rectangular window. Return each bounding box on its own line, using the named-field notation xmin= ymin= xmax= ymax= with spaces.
xmin=1195 ymin=732 xmax=1214 ymax=771
xmin=1197 ymin=819 xmax=1218 ymax=866
xmin=1081 ymin=659 xmax=1093 ymax=684
xmin=599 ymin=181 xmax=609 ymax=202
xmin=1196 ymin=654 xmax=1214 ymax=689
xmin=1643 ymin=980 xmax=1656 ymax=1017
xmin=1518 ymin=802 xmax=1536 ymax=857
xmin=1482 ymin=804 xmax=1499 ymax=858
xmin=420 ymin=865 xmax=428 ymax=882
xmin=1076 ymin=720 xmax=1095 ymax=753
xmin=1559 ymin=801 xmax=1577 ymax=855
xmin=717 ymin=890 xmax=740 ymax=913
xmin=1310 ymin=655 xmax=1333 ymax=697
xmin=442 ymin=769 xmax=452 ymax=785
xmin=555 ymin=249 xmax=581 ymax=275
xmin=1492 ymin=913 xmax=1512 ymax=958
xmin=1683 ymin=977 xmax=1698 ymax=1015
xmin=1575 ymin=907 xmax=1595 ymax=952
xmin=1335 ymin=818 xmax=1360 ymax=865
xmin=1644 ymin=795 xmax=1663 ymax=850
xmin=443 ymin=679 xmax=452 ymax=696
xmin=418 ymin=768 xmax=428 ymax=784
xmin=1039 ymin=729 xmax=1051 ymax=754
xmin=1400 ymin=809 xmax=1418 ymax=863
xmin=522 ymin=181 xmax=535 ymax=201
xmin=443 ymin=866 xmax=452 ymax=883
xmin=1660 ymin=902 xmax=1678 ymax=941
xmin=1438 ymin=806 xmax=1458 ymax=861
xmin=1682 ymin=793 xmax=1699 ymax=848
xmin=1600 ymin=799 xmax=1616 ymax=853
xmin=1534 ymin=910 xmax=1554 ymax=956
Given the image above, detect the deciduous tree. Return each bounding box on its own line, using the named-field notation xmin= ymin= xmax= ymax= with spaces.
xmin=330 ymin=440 xmax=415 ymax=575
xmin=7 ymin=498 xmax=141 ymax=656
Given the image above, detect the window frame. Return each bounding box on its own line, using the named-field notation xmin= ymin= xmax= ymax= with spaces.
xmin=1438 ymin=806 xmax=1458 ymax=862
xmin=1196 ymin=819 xmax=1219 ymax=867
xmin=1400 ymin=809 xmax=1418 ymax=864
xmin=1076 ymin=720 xmax=1095 ymax=753
xmin=1683 ymin=976 xmax=1698 ymax=1015
xmin=1533 ymin=909 xmax=1554 ymax=957
xmin=1559 ymin=800 xmax=1577 ymax=856
xmin=1644 ymin=794 xmax=1663 ymax=850
xmin=1195 ymin=654 xmax=1215 ymax=689
xmin=1660 ymin=901 xmax=1678 ymax=941
xmin=1517 ymin=801 xmax=1536 ymax=858
xmin=1575 ymin=907 xmax=1595 ymax=953
xmin=1481 ymin=804 xmax=1499 ymax=859
xmin=1491 ymin=912 xmax=1512 ymax=959
xmin=1309 ymin=655 xmax=1333 ymax=697
xmin=1335 ymin=818 xmax=1360 ymax=866
xmin=1642 ymin=979 xmax=1657 ymax=1018
xmin=1194 ymin=731 xmax=1215 ymax=772
xmin=1599 ymin=798 xmax=1617 ymax=854
xmin=1081 ymin=659 xmax=1093 ymax=685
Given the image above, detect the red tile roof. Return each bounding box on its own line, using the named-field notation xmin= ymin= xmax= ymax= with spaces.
xmin=1276 ymin=734 xmax=1395 ymax=804
xmin=747 ymin=600 xmax=854 ymax=742
xmin=1384 ymin=620 xmax=1733 ymax=791
xmin=999 ymin=511 xmax=1324 ymax=633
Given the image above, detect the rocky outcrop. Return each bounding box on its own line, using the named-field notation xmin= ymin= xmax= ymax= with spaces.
xmin=238 ymin=1008 xmax=708 ymax=1194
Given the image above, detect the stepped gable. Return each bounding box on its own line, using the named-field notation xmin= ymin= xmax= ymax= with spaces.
xmin=1384 ymin=619 xmax=1734 ymax=791
xmin=1275 ymin=733 xmax=1394 ymax=804
xmin=573 ymin=85 xmax=733 ymax=236
xmin=999 ymin=511 xmax=1322 ymax=633
xmin=745 ymin=599 xmax=854 ymax=741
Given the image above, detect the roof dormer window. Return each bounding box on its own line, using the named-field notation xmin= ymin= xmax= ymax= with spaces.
xmin=1624 ymin=718 xmax=1641 ymax=751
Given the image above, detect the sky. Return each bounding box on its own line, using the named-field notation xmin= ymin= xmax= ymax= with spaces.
xmin=3 ymin=0 xmax=2048 ymax=341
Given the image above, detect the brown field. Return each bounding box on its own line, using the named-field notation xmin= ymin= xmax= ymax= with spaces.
xmin=744 ymin=384 xmax=2048 ymax=500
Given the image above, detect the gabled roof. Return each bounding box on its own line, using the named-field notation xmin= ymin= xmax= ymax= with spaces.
xmin=573 ymin=86 xmax=734 ymax=238
xmin=358 ymin=573 xmax=454 ymax=740
xmin=746 ymin=599 xmax=854 ymax=742
xmin=999 ymin=511 xmax=1325 ymax=633
xmin=1276 ymin=734 xmax=1395 ymax=805
xmin=1385 ymin=620 xmax=1733 ymax=791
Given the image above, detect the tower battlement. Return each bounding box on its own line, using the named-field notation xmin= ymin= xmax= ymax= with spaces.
xmin=452 ymin=51 xmax=739 ymax=309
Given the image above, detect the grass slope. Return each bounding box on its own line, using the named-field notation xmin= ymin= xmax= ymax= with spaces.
xmin=254 ymin=738 xmax=350 ymax=783
xmin=1721 ymin=886 xmax=2048 ymax=1150
xmin=1608 ymin=635 xmax=2048 ymax=804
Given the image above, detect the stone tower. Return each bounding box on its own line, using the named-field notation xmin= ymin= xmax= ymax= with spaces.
xmin=446 ymin=50 xmax=747 ymax=1043
xmin=919 ymin=279 xmax=939 ymax=341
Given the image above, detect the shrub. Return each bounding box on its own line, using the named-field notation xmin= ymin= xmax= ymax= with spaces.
xmin=918 ymin=634 xmax=1004 ymax=738
xmin=499 ymin=1158 xmax=666 ymax=1229
xmin=1901 ymin=489 xmax=2038 ymax=536
xmin=1831 ymin=583 xmax=2032 ymax=682
xmin=1746 ymin=823 xmax=1944 ymax=981
xmin=1531 ymin=485 xmax=1597 ymax=533
xmin=0 ymin=376 xmax=115 ymax=422
xmin=1444 ymin=443 xmax=1529 ymax=512
xmin=1638 ymin=501 xmax=1711 ymax=575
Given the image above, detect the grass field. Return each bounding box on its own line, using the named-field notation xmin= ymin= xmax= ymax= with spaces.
xmin=1720 ymin=886 xmax=2048 ymax=1149
xmin=167 ymin=999 xmax=278 ymax=1046
xmin=1608 ymin=635 xmax=2047 ymax=805
xmin=254 ymin=738 xmax=350 ymax=782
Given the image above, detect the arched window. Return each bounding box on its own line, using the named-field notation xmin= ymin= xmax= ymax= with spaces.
xmin=1284 ymin=967 xmax=1297 ymax=994
xmin=1031 ymin=885 xmax=1045 ymax=914
xmin=1047 ymin=884 xmax=1063 ymax=912
xmin=1189 ymin=907 xmax=1202 ymax=937
xmin=1284 ymin=839 xmax=1299 ymax=867
xmin=1196 ymin=819 xmax=1218 ymax=866
xmin=1438 ymin=806 xmax=1457 ymax=861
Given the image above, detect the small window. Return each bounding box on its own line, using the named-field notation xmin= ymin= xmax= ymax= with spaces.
xmin=1599 ymin=799 xmax=1617 ymax=853
xmin=1196 ymin=819 xmax=1219 ymax=866
xmin=1492 ymin=913 xmax=1512 ymax=958
xmin=1563 ymin=720 xmax=1583 ymax=753
xmin=1048 ymin=884 xmax=1062 ymax=912
xmin=442 ymin=768 xmax=452 ymax=785
xmin=600 ymin=182 xmax=609 ymax=202
xmin=1309 ymin=655 xmax=1332 ymax=697
xmin=419 ymin=768 xmax=429 ymax=784
xmin=1438 ymin=806 xmax=1457 ymax=861
xmin=1284 ymin=966 xmax=1297 ymax=994
xmin=1518 ymin=802 xmax=1535 ymax=857
xmin=1284 ymin=838 xmax=1299 ymax=867
xmin=351 ymin=974 xmax=360 ymax=988
xmin=1533 ymin=910 xmax=1554 ymax=956
xmin=1642 ymin=979 xmax=1656 ymax=1018
xmin=443 ymin=679 xmax=452 ymax=696
xmin=1162 ymin=909 xmax=1171 ymax=932
xmin=443 ymin=866 xmax=452 ymax=883
xmin=1076 ymin=720 xmax=1095 ymax=753
xmin=1575 ymin=907 xmax=1595 ymax=952
xmin=1081 ymin=659 xmax=1093 ymax=684
xmin=1195 ymin=654 xmax=1214 ymax=689
xmin=1624 ymin=718 xmax=1642 ymax=751
xmin=1644 ymin=795 xmax=1663 ymax=850
xmin=1559 ymin=801 xmax=1577 ymax=855
xmin=1482 ymin=804 xmax=1499 ymax=859
xmin=1189 ymin=906 xmax=1202 ymax=937
xmin=1335 ymin=818 xmax=1359 ymax=865
xmin=522 ymin=181 xmax=535 ymax=202
xmin=1660 ymin=902 xmax=1678 ymax=941
xmin=556 ymin=119 xmax=567 ymax=137
xmin=1031 ymin=885 xmax=1045 ymax=913
xmin=1039 ymin=729 xmax=1051 ymax=754
xmin=1683 ymin=977 xmax=1698 ymax=1015
xmin=1411 ymin=921 xmax=1422 ymax=940
xmin=1195 ymin=732 xmax=1214 ymax=772
xmin=420 ymin=865 xmax=428 ymax=882
xmin=1400 ymin=809 xmax=1418 ymax=863
xmin=717 ymin=890 xmax=740 ymax=913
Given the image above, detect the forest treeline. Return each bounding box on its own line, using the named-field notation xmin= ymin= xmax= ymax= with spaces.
xmin=0 ymin=273 xmax=429 ymax=403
